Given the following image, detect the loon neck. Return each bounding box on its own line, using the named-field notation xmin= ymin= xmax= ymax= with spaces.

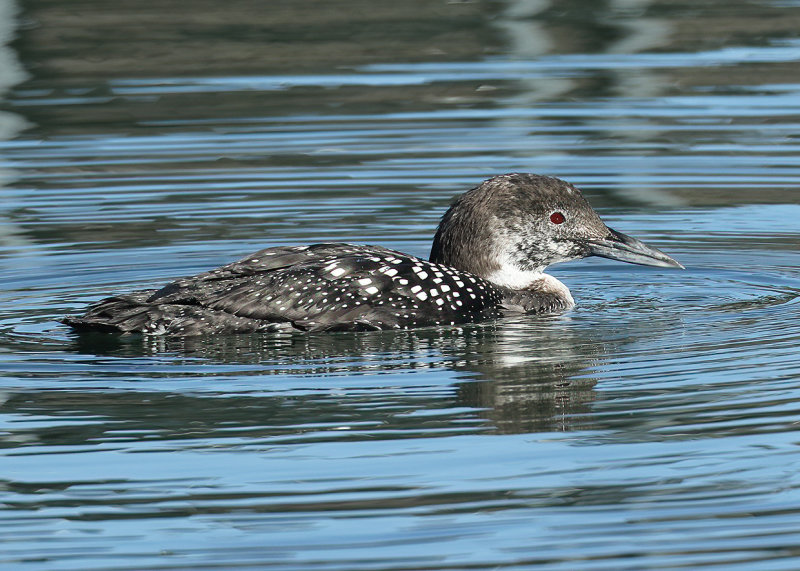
xmin=484 ymin=261 xmax=545 ymax=290
xmin=429 ymin=233 xmax=574 ymax=306
xmin=488 ymin=267 xmax=574 ymax=304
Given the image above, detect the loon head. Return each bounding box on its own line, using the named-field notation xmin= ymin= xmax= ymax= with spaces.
xmin=429 ymin=173 xmax=683 ymax=289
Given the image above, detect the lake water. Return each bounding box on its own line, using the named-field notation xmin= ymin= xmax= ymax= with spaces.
xmin=2 ymin=0 xmax=800 ymax=569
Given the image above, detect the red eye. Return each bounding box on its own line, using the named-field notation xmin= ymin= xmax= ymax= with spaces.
xmin=550 ymin=212 xmax=566 ymax=225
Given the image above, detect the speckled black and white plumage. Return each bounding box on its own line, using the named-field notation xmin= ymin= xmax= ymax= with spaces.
xmin=66 ymin=244 xmax=512 ymax=335
xmin=63 ymin=173 xmax=682 ymax=336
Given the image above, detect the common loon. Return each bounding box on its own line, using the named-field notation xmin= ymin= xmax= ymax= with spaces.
xmin=63 ymin=173 xmax=683 ymax=336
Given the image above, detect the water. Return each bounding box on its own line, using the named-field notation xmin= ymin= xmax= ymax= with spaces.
xmin=2 ymin=0 xmax=800 ymax=569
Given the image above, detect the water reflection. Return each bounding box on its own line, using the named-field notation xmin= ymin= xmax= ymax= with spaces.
xmin=2 ymin=319 xmax=613 ymax=451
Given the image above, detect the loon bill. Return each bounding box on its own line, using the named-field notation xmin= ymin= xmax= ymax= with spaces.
xmin=62 ymin=173 xmax=683 ymax=336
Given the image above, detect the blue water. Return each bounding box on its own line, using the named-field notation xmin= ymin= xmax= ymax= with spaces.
xmin=2 ymin=1 xmax=800 ymax=569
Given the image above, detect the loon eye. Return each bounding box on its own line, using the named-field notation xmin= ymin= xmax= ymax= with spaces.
xmin=549 ymin=211 xmax=566 ymax=225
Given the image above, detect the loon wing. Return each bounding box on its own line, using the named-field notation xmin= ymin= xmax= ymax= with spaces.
xmin=147 ymin=244 xmax=396 ymax=302
xmin=63 ymin=244 xmax=400 ymax=335
xmin=154 ymin=244 xmax=494 ymax=332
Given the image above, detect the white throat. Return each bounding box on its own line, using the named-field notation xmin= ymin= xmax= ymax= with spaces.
xmin=486 ymin=264 xmax=575 ymax=307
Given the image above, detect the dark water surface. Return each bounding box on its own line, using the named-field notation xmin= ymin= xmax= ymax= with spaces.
xmin=3 ymin=1 xmax=800 ymax=569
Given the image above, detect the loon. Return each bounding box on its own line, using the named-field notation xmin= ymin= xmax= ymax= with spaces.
xmin=62 ymin=173 xmax=683 ymax=336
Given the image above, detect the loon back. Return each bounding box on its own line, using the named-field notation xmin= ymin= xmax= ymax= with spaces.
xmin=63 ymin=244 xmax=569 ymax=335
